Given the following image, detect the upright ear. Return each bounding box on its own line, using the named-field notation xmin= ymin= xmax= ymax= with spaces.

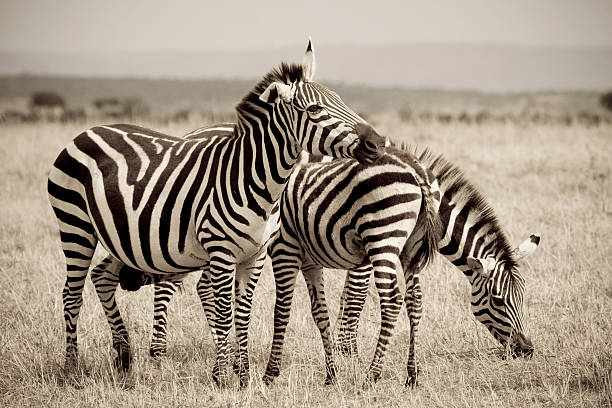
xmin=513 ymin=234 xmax=540 ymax=260
xmin=302 ymin=38 xmax=316 ymax=82
xmin=466 ymin=256 xmax=495 ymax=278
xmin=259 ymin=82 xmax=295 ymax=104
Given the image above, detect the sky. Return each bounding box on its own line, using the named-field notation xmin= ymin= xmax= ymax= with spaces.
xmin=1 ymin=0 xmax=612 ymax=53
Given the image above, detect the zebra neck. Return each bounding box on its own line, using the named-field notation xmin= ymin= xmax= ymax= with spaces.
xmin=437 ymin=193 xmax=504 ymax=286
xmin=234 ymin=103 xmax=301 ymax=216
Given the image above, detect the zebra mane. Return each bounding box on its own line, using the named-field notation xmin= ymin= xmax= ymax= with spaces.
xmin=236 ymin=62 xmax=305 ymax=115
xmin=392 ymin=142 xmax=519 ymax=270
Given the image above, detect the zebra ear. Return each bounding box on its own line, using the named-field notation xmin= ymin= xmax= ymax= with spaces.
xmin=466 ymin=256 xmax=494 ymax=278
xmin=302 ymin=38 xmax=316 ymax=82
xmin=513 ymin=234 xmax=540 ymax=260
xmin=259 ymin=82 xmax=295 ymax=104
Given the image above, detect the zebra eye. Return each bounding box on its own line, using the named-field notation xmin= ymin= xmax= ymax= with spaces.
xmin=306 ymin=104 xmax=323 ymax=113
xmin=491 ymin=295 xmax=505 ymax=307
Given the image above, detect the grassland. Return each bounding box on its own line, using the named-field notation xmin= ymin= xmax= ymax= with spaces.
xmin=0 ymin=118 xmax=610 ymax=407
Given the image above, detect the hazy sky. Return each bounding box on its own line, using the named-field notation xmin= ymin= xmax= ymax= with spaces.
xmin=1 ymin=0 xmax=612 ymax=53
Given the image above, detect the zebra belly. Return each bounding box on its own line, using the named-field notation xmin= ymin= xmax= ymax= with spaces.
xmin=93 ymin=219 xmax=210 ymax=274
xmin=296 ymin=225 xmax=368 ymax=270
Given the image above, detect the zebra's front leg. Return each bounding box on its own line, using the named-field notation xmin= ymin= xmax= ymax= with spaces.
xmin=197 ymin=268 xmax=243 ymax=380
xmin=207 ymin=255 xmax=235 ymax=387
xmin=337 ymin=265 xmax=371 ymax=357
xmin=363 ymin=251 xmax=403 ymax=387
xmin=302 ymin=263 xmax=337 ymax=385
xmin=150 ymin=280 xmax=183 ymax=358
xmin=404 ymin=271 xmax=423 ymax=388
xmin=90 ymin=256 xmax=132 ymax=371
xmin=233 ymin=252 xmax=266 ymax=387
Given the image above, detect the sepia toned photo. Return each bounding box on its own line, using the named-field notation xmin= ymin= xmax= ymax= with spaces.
xmin=1 ymin=1 xmax=610 ymax=406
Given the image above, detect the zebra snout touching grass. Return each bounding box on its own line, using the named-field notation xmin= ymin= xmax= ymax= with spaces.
xmin=335 ymin=147 xmax=540 ymax=386
xmin=47 ymin=39 xmax=385 ymax=388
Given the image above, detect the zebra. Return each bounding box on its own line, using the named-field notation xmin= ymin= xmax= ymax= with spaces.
xmin=150 ymin=145 xmax=442 ymax=387
xmin=47 ymin=40 xmax=387 ymax=387
xmin=333 ymin=147 xmax=540 ymax=386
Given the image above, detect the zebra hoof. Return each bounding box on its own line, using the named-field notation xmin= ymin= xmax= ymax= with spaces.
xmin=239 ymin=373 xmax=250 ymax=388
xmin=405 ymin=375 xmax=418 ymax=388
xmin=405 ymin=367 xmax=420 ymax=388
xmin=212 ymin=362 xmax=231 ymax=388
xmin=149 ymin=346 xmax=167 ymax=359
xmin=232 ymin=358 xmax=240 ymax=375
xmin=324 ymin=364 xmax=337 ymax=385
xmin=324 ymin=374 xmax=337 ymax=386
xmin=113 ymin=344 xmax=132 ymax=372
xmin=262 ymin=363 xmax=280 ymax=385
xmin=362 ymin=371 xmax=380 ymax=389
xmin=262 ymin=375 xmax=275 ymax=386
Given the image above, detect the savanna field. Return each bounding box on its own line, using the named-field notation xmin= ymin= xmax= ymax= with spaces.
xmin=0 ymin=117 xmax=610 ymax=407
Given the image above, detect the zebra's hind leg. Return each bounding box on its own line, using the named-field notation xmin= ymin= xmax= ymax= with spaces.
xmin=262 ymin=234 xmax=302 ymax=385
xmin=302 ymin=263 xmax=337 ymax=385
xmin=150 ymin=281 xmax=183 ymax=358
xmin=362 ymin=250 xmax=403 ymax=387
xmin=404 ymin=271 xmax=423 ymax=388
xmin=59 ymin=236 xmax=97 ymax=371
xmin=337 ymin=265 xmax=371 ymax=357
xmin=49 ymin=202 xmax=98 ymax=371
xmin=90 ymin=256 xmax=132 ymax=371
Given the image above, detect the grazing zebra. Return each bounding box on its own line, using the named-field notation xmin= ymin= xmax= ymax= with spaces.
xmin=150 ymin=145 xmax=442 ymax=387
xmin=334 ymin=147 xmax=540 ymax=386
xmin=47 ymin=40 xmax=387 ymax=387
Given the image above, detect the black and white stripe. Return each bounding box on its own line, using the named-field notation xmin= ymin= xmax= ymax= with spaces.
xmin=47 ymin=41 xmax=386 ymax=387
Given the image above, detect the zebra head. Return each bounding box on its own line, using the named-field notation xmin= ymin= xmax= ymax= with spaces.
xmin=467 ymin=234 xmax=540 ymax=358
xmin=258 ymin=39 xmax=386 ymax=164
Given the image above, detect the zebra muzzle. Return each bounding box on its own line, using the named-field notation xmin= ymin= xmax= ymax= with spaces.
xmin=511 ymin=332 xmax=534 ymax=358
xmin=353 ymin=123 xmax=386 ymax=164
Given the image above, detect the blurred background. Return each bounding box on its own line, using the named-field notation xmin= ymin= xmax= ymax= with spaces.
xmin=1 ymin=0 xmax=611 ymax=126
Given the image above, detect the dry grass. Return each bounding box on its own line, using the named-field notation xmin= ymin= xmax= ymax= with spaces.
xmin=0 ymin=119 xmax=610 ymax=407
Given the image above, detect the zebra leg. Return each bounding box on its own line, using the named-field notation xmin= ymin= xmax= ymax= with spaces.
xmin=207 ymin=254 xmax=236 ymax=387
xmin=57 ymin=231 xmax=98 ymax=370
xmin=197 ymin=267 xmax=241 ymax=379
xmin=302 ymin=263 xmax=337 ymax=385
xmin=233 ymin=252 xmax=267 ymax=387
xmin=363 ymin=251 xmax=403 ymax=387
xmin=150 ymin=281 xmax=182 ymax=358
xmin=337 ymin=265 xmax=371 ymax=357
xmin=404 ymin=271 xmax=423 ymax=387
xmin=262 ymin=233 xmax=302 ymax=385
xmin=90 ymin=256 xmax=133 ymax=371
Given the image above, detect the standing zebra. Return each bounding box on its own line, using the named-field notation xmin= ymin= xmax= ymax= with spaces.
xmin=47 ymin=40 xmax=387 ymax=387
xmin=150 ymin=146 xmax=442 ymax=387
xmin=333 ymin=147 xmax=540 ymax=386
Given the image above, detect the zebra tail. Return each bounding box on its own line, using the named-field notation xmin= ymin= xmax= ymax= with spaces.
xmin=402 ymin=159 xmax=442 ymax=272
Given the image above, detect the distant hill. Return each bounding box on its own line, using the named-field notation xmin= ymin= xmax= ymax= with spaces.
xmin=1 ymin=43 xmax=611 ymax=92
xmin=0 ymin=74 xmax=607 ymax=117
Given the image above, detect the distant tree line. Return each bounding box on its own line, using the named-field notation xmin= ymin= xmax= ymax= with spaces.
xmin=2 ymin=90 xmax=612 ymax=126
xmin=0 ymin=91 xmax=152 ymax=124
xmin=393 ymin=107 xmax=611 ymax=126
